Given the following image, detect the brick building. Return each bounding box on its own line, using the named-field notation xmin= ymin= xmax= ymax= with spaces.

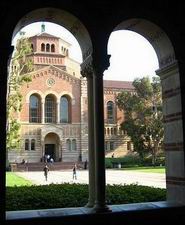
xmin=8 ymin=29 xmax=134 ymax=163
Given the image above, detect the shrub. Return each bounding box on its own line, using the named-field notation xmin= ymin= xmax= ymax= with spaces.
xmin=105 ymin=155 xmax=165 ymax=168
xmin=140 ymin=156 xmax=165 ymax=166
xmin=105 ymin=158 xmax=113 ymax=168
xmin=105 ymin=155 xmax=142 ymax=168
xmin=6 ymin=183 xmax=166 ymax=211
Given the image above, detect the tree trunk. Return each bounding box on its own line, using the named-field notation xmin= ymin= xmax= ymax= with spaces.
xmin=152 ymin=142 xmax=158 ymax=167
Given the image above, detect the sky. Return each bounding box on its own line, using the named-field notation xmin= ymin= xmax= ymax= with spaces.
xmin=12 ymin=22 xmax=159 ymax=82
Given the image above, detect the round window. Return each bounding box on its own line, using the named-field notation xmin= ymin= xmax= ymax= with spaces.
xmin=47 ymin=78 xmax=55 ymax=87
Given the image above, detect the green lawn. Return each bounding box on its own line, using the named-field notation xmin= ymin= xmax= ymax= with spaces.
xmin=122 ymin=166 xmax=165 ymax=174
xmin=6 ymin=172 xmax=33 ymax=187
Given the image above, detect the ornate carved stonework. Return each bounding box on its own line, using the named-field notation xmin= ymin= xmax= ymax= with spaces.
xmin=41 ymin=124 xmax=63 ymax=142
xmin=81 ymin=53 xmax=110 ymax=77
xmin=32 ymin=66 xmax=80 ymax=86
xmin=46 ymin=78 xmax=55 ymax=87
xmin=80 ymin=55 xmax=94 ymax=78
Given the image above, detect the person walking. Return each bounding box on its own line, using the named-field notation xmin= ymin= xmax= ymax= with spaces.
xmin=47 ymin=154 xmax=50 ymax=163
xmin=84 ymin=160 xmax=87 ymax=170
xmin=72 ymin=163 xmax=77 ymax=180
xmin=43 ymin=164 xmax=49 ymax=181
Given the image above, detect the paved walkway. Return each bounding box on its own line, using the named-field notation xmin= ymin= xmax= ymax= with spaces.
xmin=15 ymin=169 xmax=166 ymax=188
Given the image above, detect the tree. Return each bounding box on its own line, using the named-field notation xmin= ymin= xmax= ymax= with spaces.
xmin=116 ymin=76 xmax=164 ymax=165
xmin=7 ymin=36 xmax=33 ymax=152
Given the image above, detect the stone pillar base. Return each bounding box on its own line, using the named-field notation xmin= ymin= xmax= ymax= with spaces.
xmin=84 ymin=201 xmax=94 ymax=208
xmin=92 ymin=203 xmax=111 ymax=213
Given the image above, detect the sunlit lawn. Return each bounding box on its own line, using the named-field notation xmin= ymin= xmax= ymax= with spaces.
xmin=6 ymin=172 xmax=32 ymax=187
xmin=122 ymin=166 xmax=165 ymax=174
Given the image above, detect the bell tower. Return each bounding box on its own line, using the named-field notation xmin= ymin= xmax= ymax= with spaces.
xmin=41 ymin=22 xmax=45 ymax=33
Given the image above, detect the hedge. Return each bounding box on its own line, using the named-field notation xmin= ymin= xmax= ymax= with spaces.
xmin=6 ymin=183 xmax=166 ymax=211
xmin=105 ymin=155 xmax=165 ymax=168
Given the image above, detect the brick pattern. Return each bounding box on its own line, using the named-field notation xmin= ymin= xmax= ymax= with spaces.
xmin=163 ymin=112 xmax=182 ymax=123
xmin=162 ymin=87 xmax=181 ymax=99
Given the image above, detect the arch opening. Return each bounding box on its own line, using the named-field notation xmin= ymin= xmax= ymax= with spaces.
xmin=104 ymin=18 xmax=184 ymax=204
xmin=44 ymin=132 xmax=60 ymax=162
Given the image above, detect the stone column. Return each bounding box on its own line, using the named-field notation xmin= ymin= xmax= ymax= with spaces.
xmin=156 ymin=60 xmax=185 ymax=204
xmin=0 ymin=45 xmax=14 ymax=222
xmin=87 ymin=75 xmax=96 ymax=206
xmin=59 ymin=141 xmax=63 ymax=161
xmin=92 ymin=54 xmax=111 ymax=212
xmin=41 ymin=140 xmax=44 ymax=162
xmin=41 ymin=101 xmax=45 ymax=123
xmin=81 ymin=58 xmax=95 ymax=207
xmin=57 ymin=101 xmax=60 ymax=123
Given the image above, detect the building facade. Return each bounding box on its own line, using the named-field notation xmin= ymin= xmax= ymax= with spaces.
xmin=8 ymin=30 xmax=134 ymax=163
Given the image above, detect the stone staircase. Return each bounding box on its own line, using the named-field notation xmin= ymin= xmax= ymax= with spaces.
xmin=13 ymin=162 xmax=84 ymax=172
xmin=105 ymin=148 xmax=130 ymax=158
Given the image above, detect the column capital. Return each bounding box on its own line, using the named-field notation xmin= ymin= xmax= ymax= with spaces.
xmin=81 ymin=55 xmax=94 ymax=78
xmin=93 ymin=53 xmax=110 ymax=76
xmin=80 ymin=53 xmax=110 ymax=78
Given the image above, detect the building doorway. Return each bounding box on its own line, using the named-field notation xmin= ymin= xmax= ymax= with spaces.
xmin=45 ymin=144 xmax=55 ymax=160
xmin=44 ymin=132 xmax=60 ymax=162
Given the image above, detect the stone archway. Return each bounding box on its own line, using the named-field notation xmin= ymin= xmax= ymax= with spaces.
xmin=109 ymin=18 xmax=184 ymax=203
xmin=44 ymin=132 xmax=60 ymax=162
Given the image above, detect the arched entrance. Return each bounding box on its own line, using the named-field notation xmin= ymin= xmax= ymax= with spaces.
xmin=108 ymin=18 xmax=184 ymax=203
xmin=44 ymin=132 xmax=60 ymax=162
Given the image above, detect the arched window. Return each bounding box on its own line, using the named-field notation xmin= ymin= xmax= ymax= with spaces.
xmin=46 ymin=43 xmax=50 ymax=52
xmin=60 ymin=96 xmax=70 ymax=123
xmin=66 ymin=139 xmax=71 ymax=151
xmin=31 ymin=139 xmax=35 ymax=150
xmin=45 ymin=95 xmax=56 ymax=123
xmin=41 ymin=43 xmax=45 ymax=52
xmin=31 ymin=44 xmax=34 ymax=51
xmin=110 ymin=141 xmax=114 ymax=150
xmin=25 ymin=139 xmax=29 ymax=151
xmin=72 ymin=139 xmax=77 ymax=151
xmin=127 ymin=141 xmax=131 ymax=151
xmin=29 ymin=94 xmax=41 ymax=123
xmin=105 ymin=141 xmax=108 ymax=151
xmin=107 ymin=101 xmax=114 ymax=124
xmin=51 ymin=44 xmax=55 ymax=52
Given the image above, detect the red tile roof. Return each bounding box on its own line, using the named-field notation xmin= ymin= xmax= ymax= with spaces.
xmin=36 ymin=32 xmax=59 ymax=38
xmin=103 ymin=80 xmax=134 ymax=90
